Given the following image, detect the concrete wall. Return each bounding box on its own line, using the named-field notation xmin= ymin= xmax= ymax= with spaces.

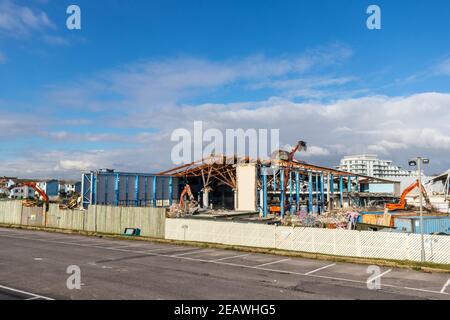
xmin=236 ymin=164 xmax=257 ymax=211
xmin=0 ymin=201 xmax=166 ymax=239
xmin=166 ymin=218 xmax=450 ymax=264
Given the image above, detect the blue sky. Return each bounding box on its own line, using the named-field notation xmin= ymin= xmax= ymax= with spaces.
xmin=1 ymin=0 xmax=450 ymax=178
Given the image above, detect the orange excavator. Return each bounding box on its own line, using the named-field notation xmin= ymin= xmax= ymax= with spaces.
xmin=179 ymin=183 xmax=195 ymax=209
xmin=386 ymin=180 xmax=431 ymax=211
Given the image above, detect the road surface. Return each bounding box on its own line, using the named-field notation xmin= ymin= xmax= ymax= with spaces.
xmin=0 ymin=227 xmax=449 ymax=300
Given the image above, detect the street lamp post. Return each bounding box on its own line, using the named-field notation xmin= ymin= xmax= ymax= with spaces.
xmin=409 ymin=157 xmax=429 ymax=262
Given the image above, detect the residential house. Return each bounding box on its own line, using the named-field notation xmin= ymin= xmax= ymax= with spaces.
xmin=37 ymin=179 xmax=59 ymax=197
xmin=9 ymin=186 xmax=35 ymax=200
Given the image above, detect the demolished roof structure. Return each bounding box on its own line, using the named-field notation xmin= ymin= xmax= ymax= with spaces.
xmin=158 ymin=154 xmax=397 ymax=186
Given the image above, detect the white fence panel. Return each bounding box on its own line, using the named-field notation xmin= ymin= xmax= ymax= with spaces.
xmin=165 ymin=218 xmax=450 ymax=264
xmin=334 ymin=229 xmax=360 ymax=257
xmin=275 ymin=226 xmax=293 ymax=251
xmin=291 ymin=227 xmax=315 ymax=253
xmin=313 ymin=228 xmax=336 ymax=256
xmin=359 ymin=231 xmax=407 ymax=260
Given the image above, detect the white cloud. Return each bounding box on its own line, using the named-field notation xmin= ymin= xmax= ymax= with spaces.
xmin=4 ymin=91 xmax=449 ymax=179
xmin=3 ymin=49 xmax=450 ymax=178
xmin=47 ymin=44 xmax=354 ymax=111
xmin=0 ymin=0 xmax=54 ymax=37
xmin=301 ymin=146 xmax=331 ymax=157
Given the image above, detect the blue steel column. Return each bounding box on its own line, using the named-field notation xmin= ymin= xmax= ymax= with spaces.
xmin=144 ymin=177 xmax=148 ymax=206
xmin=347 ymin=176 xmax=352 ymax=192
xmin=273 ymin=170 xmax=277 ymax=191
xmin=289 ymin=171 xmax=293 ymax=210
xmin=153 ymin=176 xmax=157 ymax=208
xmin=339 ymin=175 xmax=344 ymax=208
xmin=92 ymin=173 xmax=97 ymax=205
xmin=280 ymin=169 xmax=285 ymax=218
xmin=320 ymin=172 xmax=325 ymax=213
xmin=315 ymin=173 xmax=319 ymax=213
xmin=104 ymin=175 xmax=108 ymax=205
xmin=161 ymin=176 xmax=165 ymax=206
xmin=295 ymin=171 xmax=300 ymax=211
xmin=330 ymin=173 xmax=334 ymax=210
xmin=355 ymin=176 xmax=359 ymax=192
xmin=169 ymin=176 xmax=173 ymax=206
xmin=262 ymin=167 xmax=267 ymax=218
xmin=125 ymin=176 xmax=129 ymax=206
xmin=115 ymin=174 xmax=119 ymax=206
xmin=308 ymin=171 xmax=313 ymax=213
xmin=135 ymin=175 xmax=139 ymax=207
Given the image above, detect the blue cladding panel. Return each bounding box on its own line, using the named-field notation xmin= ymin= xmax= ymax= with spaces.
xmin=395 ymin=216 xmax=450 ymax=234
xmin=82 ymin=172 xmax=180 ymax=208
xmin=394 ymin=218 xmax=414 ymax=233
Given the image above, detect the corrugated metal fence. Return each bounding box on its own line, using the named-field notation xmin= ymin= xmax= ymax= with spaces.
xmin=165 ymin=218 xmax=450 ymax=264
xmin=0 ymin=200 xmax=166 ymax=238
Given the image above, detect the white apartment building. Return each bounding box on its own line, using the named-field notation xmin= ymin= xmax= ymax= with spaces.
xmin=336 ymin=154 xmax=412 ymax=178
xmin=9 ymin=186 xmax=35 ymax=199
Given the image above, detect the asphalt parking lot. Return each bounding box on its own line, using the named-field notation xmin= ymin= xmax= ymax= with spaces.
xmin=0 ymin=227 xmax=449 ymax=300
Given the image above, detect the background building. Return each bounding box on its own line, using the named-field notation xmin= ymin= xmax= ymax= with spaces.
xmin=59 ymin=181 xmax=82 ymax=196
xmin=9 ymin=186 xmax=35 ymax=199
xmin=37 ymin=180 xmax=59 ymax=197
xmin=336 ymin=155 xmax=412 ymax=178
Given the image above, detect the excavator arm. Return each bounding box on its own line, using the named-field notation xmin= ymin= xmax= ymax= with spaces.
xmin=282 ymin=141 xmax=307 ymax=209
xmin=24 ymin=182 xmax=49 ymax=205
xmin=179 ymin=184 xmax=194 ymax=209
xmin=386 ymin=180 xmax=430 ymax=211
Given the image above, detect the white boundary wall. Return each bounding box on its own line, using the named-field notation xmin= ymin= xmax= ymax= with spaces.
xmin=166 ymin=218 xmax=450 ymax=264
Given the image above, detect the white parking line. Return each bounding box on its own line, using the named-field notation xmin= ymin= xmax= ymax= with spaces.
xmin=0 ymin=232 xmax=448 ymax=298
xmin=171 ymin=249 xmax=210 ymax=257
xmin=255 ymin=258 xmax=290 ymax=268
xmin=212 ymin=254 xmax=250 ymax=262
xmin=143 ymin=246 xmax=192 ymax=253
xmin=441 ymin=279 xmax=450 ymax=294
xmin=0 ymin=284 xmax=54 ymax=300
xmin=304 ymin=263 xmax=336 ymax=275
xmin=112 ymin=244 xmax=149 ymax=249
xmin=366 ymin=269 xmax=392 ymax=284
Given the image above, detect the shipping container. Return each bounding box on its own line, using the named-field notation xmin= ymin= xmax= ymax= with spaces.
xmin=357 ymin=211 xmax=383 ymax=223
xmin=394 ymin=216 xmax=450 ymax=235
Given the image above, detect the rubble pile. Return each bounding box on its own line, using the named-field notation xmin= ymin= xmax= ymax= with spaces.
xmin=281 ymin=207 xmax=361 ymax=229
xmin=167 ymin=200 xmax=200 ymax=218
